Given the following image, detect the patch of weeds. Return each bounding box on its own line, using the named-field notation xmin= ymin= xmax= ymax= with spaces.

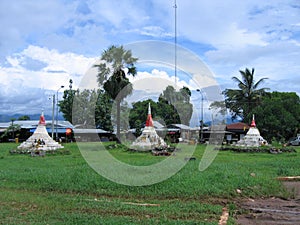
xmin=106 ymin=143 xmax=130 ymax=151
xmin=9 ymin=148 xmax=71 ymax=156
xmin=216 ymin=145 xmax=296 ymax=154
xmin=48 ymin=149 xmax=71 ymax=155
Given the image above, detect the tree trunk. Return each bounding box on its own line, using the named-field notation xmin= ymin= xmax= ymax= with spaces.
xmin=116 ymin=100 xmax=121 ymax=144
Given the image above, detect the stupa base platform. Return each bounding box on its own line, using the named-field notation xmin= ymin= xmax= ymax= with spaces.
xmin=130 ymin=127 xmax=168 ymax=151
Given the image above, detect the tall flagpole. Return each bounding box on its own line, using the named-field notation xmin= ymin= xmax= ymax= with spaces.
xmin=174 ymin=0 xmax=177 ymax=87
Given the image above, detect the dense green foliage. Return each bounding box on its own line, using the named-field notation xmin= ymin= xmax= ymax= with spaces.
xmin=17 ymin=115 xmax=30 ymax=120
xmin=159 ymin=86 xmax=193 ymax=125
xmin=0 ymin=142 xmax=298 ymax=224
xmin=129 ymin=99 xmax=158 ymax=134
xmin=223 ymin=68 xmax=269 ymax=121
xmin=59 ymin=82 xmax=113 ymax=131
xmin=71 ymin=89 xmax=98 ymax=127
xmin=94 ymin=45 xmax=137 ymax=86
xmin=59 ymin=79 xmax=77 ymax=123
xmin=251 ymin=91 xmax=300 ymax=141
xmin=95 ymin=90 xmax=113 ymax=131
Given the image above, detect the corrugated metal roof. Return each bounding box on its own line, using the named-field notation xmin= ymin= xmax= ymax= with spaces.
xmin=168 ymin=124 xmax=191 ymax=130
xmin=153 ymin=120 xmax=164 ymax=129
xmin=73 ymin=128 xmax=109 ymax=134
xmin=0 ymin=120 xmax=73 ymax=129
xmin=29 ymin=127 xmax=69 ymax=134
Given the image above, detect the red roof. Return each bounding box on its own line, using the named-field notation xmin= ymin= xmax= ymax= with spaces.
xmin=226 ymin=122 xmax=249 ymax=130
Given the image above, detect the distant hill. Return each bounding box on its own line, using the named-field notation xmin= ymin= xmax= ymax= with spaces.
xmin=0 ymin=114 xmax=64 ymax=122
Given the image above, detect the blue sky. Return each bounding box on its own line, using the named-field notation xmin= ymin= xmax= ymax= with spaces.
xmin=0 ymin=0 xmax=300 ymax=125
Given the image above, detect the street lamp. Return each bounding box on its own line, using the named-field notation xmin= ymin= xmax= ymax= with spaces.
xmin=56 ymin=85 xmax=64 ymax=141
xmin=196 ymin=89 xmax=204 ymax=143
xmin=51 ymin=94 xmax=55 ymax=139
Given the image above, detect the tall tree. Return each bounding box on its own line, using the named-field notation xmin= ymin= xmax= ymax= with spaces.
xmin=58 ymin=79 xmax=76 ymax=123
xmin=158 ymin=86 xmax=193 ymax=125
xmin=72 ymin=89 xmax=98 ymax=127
xmin=95 ymin=45 xmax=137 ymax=143
xmin=175 ymin=87 xmax=193 ymax=125
xmin=157 ymin=97 xmax=181 ymax=125
xmin=223 ymin=68 xmax=269 ymax=122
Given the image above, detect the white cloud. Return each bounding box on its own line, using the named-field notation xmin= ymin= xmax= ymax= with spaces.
xmin=0 ymin=45 xmax=98 ymax=114
xmin=2 ymin=46 xmax=97 ymax=89
xmin=22 ymin=45 xmax=96 ymax=76
xmin=130 ymin=69 xmax=189 ymax=92
xmin=6 ymin=56 xmax=21 ymax=68
xmin=137 ymin=26 xmax=173 ymax=38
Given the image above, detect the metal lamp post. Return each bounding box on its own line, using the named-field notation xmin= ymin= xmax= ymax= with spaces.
xmin=196 ymin=89 xmax=204 ymax=143
xmin=56 ymin=85 xmax=64 ymax=141
xmin=51 ymin=94 xmax=55 ymax=139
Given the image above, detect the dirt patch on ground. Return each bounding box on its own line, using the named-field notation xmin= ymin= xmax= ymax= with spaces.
xmin=236 ymin=182 xmax=300 ymax=225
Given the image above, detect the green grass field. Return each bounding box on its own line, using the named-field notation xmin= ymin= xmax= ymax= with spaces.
xmin=0 ymin=142 xmax=299 ymax=224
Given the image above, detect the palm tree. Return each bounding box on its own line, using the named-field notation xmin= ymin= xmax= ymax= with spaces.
xmin=94 ymin=45 xmax=137 ymax=143
xmin=223 ymin=68 xmax=269 ymax=121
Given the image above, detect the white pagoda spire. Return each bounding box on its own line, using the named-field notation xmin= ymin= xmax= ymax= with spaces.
xmin=148 ymin=102 xmax=151 ymax=114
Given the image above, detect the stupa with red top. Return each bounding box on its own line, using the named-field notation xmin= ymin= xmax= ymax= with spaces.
xmin=131 ymin=103 xmax=167 ymax=151
xmin=236 ymin=115 xmax=268 ymax=147
xmin=18 ymin=111 xmax=64 ymax=151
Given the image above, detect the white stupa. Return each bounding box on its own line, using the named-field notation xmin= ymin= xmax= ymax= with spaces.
xmin=18 ymin=111 xmax=64 ymax=151
xmin=131 ymin=103 xmax=168 ymax=151
xmin=236 ymin=115 xmax=268 ymax=147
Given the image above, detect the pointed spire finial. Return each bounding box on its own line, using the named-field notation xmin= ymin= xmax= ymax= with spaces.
xmin=250 ymin=114 xmax=256 ymax=127
xmin=148 ymin=102 xmax=151 ymax=115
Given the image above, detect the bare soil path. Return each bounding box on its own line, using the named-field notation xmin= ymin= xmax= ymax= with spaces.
xmin=236 ymin=182 xmax=300 ymax=225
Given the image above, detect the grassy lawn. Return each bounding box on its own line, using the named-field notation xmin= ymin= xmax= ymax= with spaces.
xmin=0 ymin=142 xmax=299 ymax=224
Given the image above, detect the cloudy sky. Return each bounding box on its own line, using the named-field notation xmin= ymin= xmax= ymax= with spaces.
xmin=0 ymin=0 xmax=299 ymax=123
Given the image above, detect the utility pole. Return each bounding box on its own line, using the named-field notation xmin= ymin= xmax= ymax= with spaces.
xmin=51 ymin=94 xmax=55 ymax=139
xmin=56 ymin=85 xmax=64 ymax=141
xmin=174 ymin=0 xmax=177 ymax=87
xmin=197 ymin=89 xmax=204 ymax=143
